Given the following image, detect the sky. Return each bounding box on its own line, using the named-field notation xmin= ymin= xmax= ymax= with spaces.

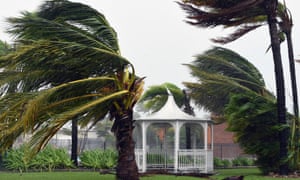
xmin=0 ymin=0 xmax=300 ymax=111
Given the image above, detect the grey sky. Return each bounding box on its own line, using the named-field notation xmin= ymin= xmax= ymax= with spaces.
xmin=0 ymin=0 xmax=300 ymax=111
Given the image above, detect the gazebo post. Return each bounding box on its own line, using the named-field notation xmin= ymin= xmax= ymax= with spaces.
xmin=142 ymin=121 xmax=147 ymax=172
xmin=204 ymin=123 xmax=208 ymax=173
xmin=174 ymin=121 xmax=180 ymax=173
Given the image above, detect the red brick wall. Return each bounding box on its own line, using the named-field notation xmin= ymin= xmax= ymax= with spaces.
xmin=213 ymin=122 xmax=235 ymax=144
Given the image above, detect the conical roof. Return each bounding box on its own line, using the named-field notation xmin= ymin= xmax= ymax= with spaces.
xmin=137 ymin=94 xmax=207 ymax=121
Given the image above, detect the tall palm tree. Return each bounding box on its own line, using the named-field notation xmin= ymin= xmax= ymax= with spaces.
xmin=0 ymin=1 xmax=143 ymax=179
xmin=277 ymin=2 xmax=299 ymax=169
xmin=178 ymin=0 xmax=289 ymax=174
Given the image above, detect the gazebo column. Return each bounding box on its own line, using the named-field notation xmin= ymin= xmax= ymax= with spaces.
xmin=204 ymin=122 xmax=208 ymax=173
xmin=141 ymin=121 xmax=148 ymax=172
xmin=174 ymin=121 xmax=181 ymax=173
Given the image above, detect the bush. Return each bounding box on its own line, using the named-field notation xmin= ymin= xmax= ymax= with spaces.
xmin=214 ymin=157 xmax=255 ymax=168
xmin=214 ymin=157 xmax=224 ymax=168
xmin=222 ymin=159 xmax=232 ymax=168
xmin=79 ymin=149 xmax=117 ymax=170
xmin=3 ymin=145 xmax=31 ymax=173
xmin=30 ymin=146 xmax=74 ymax=171
xmin=3 ymin=145 xmax=74 ymax=172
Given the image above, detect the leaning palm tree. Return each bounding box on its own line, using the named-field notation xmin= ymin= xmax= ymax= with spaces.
xmin=0 ymin=1 xmax=142 ymax=179
xmin=178 ymin=0 xmax=289 ymax=174
xmin=183 ymin=47 xmax=274 ymax=115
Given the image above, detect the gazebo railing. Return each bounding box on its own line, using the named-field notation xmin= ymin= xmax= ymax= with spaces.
xmin=135 ymin=148 xmax=143 ymax=171
xmin=135 ymin=148 xmax=213 ymax=173
xmin=178 ymin=149 xmax=212 ymax=172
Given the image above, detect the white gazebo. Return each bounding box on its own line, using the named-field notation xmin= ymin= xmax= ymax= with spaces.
xmin=134 ymin=94 xmax=214 ymax=174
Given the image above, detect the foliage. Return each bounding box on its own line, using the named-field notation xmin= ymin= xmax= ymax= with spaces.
xmin=3 ymin=145 xmax=73 ymax=173
xmin=225 ymin=93 xmax=282 ymax=174
xmin=0 ymin=40 xmax=12 ymax=56
xmin=0 ymin=1 xmax=143 ymax=179
xmin=183 ymin=47 xmax=273 ymax=115
xmin=3 ymin=145 xmax=31 ymax=173
xmin=232 ymin=157 xmax=254 ymax=167
xmin=30 ymin=145 xmax=74 ymax=171
xmin=137 ymin=82 xmax=185 ymax=113
xmin=79 ymin=149 xmax=117 ymax=170
xmin=214 ymin=157 xmax=254 ymax=168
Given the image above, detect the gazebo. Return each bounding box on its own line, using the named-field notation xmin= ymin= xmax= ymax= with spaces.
xmin=134 ymin=94 xmax=214 ymax=174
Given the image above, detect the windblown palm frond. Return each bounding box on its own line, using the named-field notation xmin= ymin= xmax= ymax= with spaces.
xmin=137 ymin=82 xmax=184 ymax=113
xmin=178 ymin=0 xmax=267 ymax=44
xmin=183 ymin=47 xmax=274 ymax=114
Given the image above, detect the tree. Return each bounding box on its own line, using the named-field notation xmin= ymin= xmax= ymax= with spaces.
xmin=183 ymin=47 xmax=273 ymax=115
xmin=178 ymin=0 xmax=289 ymax=174
xmin=225 ymin=92 xmax=279 ymax=174
xmin=0 ymin=1 xmax=143 ymax=179
xmin=183 ymin=46 xmax=290 ymax=173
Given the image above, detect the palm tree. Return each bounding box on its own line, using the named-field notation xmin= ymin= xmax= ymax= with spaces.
xmin=137 ymin=82 xmax=195 ymax=148
xmin=178 ymin=0 xmax=289 ymax=174
xmin=0 ymin=1 xmax=143 ymax=179
xmin=183 ymin=47 xmax=273 ymax=115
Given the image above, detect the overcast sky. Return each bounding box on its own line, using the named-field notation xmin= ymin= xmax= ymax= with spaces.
xmin=0 ymin=0 xmax=300 ymax=111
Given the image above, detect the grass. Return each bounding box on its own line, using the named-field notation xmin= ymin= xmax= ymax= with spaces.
xmin=0 ymin=168 xmax=300 ymax=180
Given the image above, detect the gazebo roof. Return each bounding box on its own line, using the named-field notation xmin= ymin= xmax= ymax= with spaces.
xmin=136 ymin=94 xmax=210 ymax=121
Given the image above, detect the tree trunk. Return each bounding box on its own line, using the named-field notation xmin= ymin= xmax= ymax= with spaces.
xmin=71 ymin=119 xmax=78 ymax=167
xmin=182 ymin=89 xmax=195 ymax=149
xmin=114 ymin=110 xmax=139 ymax=180
xmin=286 ymin=30 xmax=300 ymax=169
xmin=264 ymin=0 xmax=289 ymax=175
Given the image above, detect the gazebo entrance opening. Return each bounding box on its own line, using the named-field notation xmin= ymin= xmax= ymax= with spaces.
xmin=146 ymin=123 xmax=174 ymax=170
xmin=180 ymin=123 xmax=204 ymax=149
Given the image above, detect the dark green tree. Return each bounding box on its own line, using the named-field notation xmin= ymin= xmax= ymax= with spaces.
xmin=225 ymin=92 xmax=280 ymax=174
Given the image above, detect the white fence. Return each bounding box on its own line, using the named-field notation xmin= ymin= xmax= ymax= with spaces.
xmin=135 ymin=148 xmax=213 ymax=173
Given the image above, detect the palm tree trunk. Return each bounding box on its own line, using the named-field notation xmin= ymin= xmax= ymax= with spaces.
xmin=286 ymin=30 xmax=300 ymax=170
xmin=183 ymin=89 xmax=195 ymax=149
xmin=114 ymin=110 xmax=139 ymax=180
xmin=71 ymin=119 xmax=78 ymax=167
xmin=264 ymin=0 xmax=288 ymax=175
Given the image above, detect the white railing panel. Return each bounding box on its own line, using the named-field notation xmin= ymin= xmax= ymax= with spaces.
xmin=135 ymin=148 xmax=143 ymax=171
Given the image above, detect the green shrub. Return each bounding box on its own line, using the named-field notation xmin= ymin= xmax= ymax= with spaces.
xmin=3 ymin=145 xmax=74 ymax=172
xmin=80 ymin=149 xmax=117 ymax=170
xmin=222 ymin=159 xmax=232 ymax=168
xmin=30 ymin=146 xmax=74 ymax=171
xmin=214 ymin=157 xmax=224 ymax=168
xmin=3 ymin=145 xmax=31 ymax=173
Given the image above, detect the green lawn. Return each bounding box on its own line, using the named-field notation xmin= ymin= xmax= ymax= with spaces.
xmin=0 ymin=168 xmax=300 ymax=180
